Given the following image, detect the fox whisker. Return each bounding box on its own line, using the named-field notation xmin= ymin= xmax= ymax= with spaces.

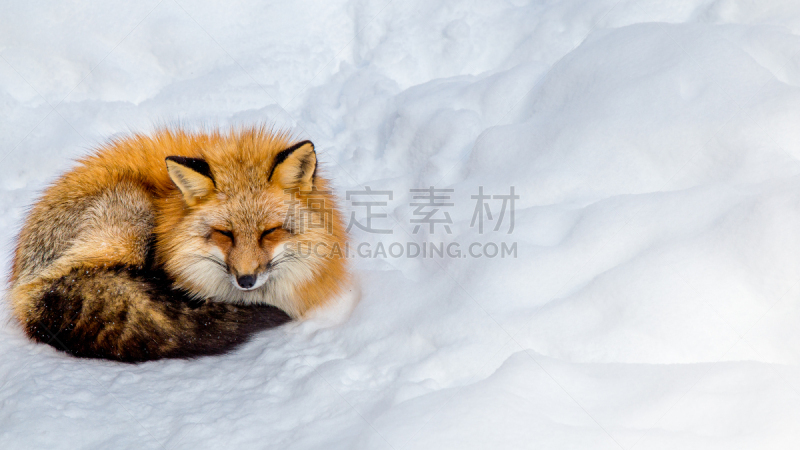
xmin=186 ymin=254 xmax=228 ymax=270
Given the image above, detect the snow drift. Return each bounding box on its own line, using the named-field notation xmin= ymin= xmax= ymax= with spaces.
xmin=2 ymin=0 xmax=800 ymax=448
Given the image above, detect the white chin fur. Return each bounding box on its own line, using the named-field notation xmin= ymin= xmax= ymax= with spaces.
xmin=230 ymin=272 xmax=270 ymax=291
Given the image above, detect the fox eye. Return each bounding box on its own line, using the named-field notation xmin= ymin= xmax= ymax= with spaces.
xmin=260 ymin=227 xmax=280 ymax=240
xmin=212 ymin=229 xmax=234 ymax=240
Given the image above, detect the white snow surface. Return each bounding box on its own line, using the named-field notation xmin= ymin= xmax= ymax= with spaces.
xmin=2 ymin=0 xmax=800 ymax=448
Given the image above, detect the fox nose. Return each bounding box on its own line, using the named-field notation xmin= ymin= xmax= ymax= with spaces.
xmin=236 ymin=275 xmax=257 ymax=289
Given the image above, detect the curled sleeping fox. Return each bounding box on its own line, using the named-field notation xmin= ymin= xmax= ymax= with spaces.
xmin=8 ymin=126 xmax=348 ymax=362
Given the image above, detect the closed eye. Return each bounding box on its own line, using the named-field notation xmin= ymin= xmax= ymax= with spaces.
xmin=212 ymin=229 xmax=234 ymax=241
xmin=260 ymin=227 xmax=280 ymax=240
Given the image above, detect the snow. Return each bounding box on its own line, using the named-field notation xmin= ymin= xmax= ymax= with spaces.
xmin=2 ymin=0 xmax=800 ymax=448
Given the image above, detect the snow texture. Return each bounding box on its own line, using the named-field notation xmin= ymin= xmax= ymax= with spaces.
xmin=2 ymin=0 xmax=800 ymax=448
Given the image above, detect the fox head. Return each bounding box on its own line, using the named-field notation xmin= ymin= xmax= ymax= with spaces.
xmin=157 ymin=137 xmax=348 ymax=318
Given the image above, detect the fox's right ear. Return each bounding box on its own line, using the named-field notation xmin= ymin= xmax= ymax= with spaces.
xmin=165 ymin=156 xmax=215 ymax=207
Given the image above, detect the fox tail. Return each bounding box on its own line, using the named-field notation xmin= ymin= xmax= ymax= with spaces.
xmin=22 ymin=266 xmax=290 ymax=362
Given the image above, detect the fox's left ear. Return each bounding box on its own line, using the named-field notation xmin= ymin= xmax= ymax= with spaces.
xmin=269 ymin=141 xmax=316 ymax=191
xmin=165 ymin=156 xmax=215 ymax=207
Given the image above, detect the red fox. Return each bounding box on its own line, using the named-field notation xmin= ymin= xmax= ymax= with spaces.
xmin=7 ymin=127 xmax=348 ymax=362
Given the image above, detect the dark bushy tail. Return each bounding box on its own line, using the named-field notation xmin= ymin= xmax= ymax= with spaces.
xmin=24 ymin=267 xmax=291 ymax=362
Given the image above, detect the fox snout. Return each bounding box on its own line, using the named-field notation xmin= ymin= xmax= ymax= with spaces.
xmin=221 ymin=236 xmax=274 ymax=291
xmin=236 ymin=274 xmax=257 ymax=289
xmin=229 ymin=269 xmax=270 ymax=291
xmin=228 ymin=257 xmax=272 ymax=291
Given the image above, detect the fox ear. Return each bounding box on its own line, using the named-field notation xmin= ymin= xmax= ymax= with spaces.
xmin=269 ymin=141 xmax=316 ymax=191
xmin=165 ymin=156 xmax=215 ymax=206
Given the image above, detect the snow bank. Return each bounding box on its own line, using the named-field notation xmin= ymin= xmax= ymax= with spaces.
xmin=2 ymin=0 xmax=800 ymax=448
